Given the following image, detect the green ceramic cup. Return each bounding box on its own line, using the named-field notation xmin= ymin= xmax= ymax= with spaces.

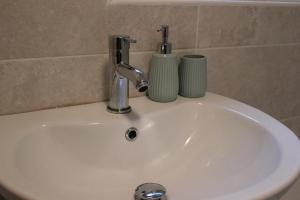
xmin=147 ymin=54 xmax=179 ymax=102
xmin=179 ymin=55 xmax=207 ymax=98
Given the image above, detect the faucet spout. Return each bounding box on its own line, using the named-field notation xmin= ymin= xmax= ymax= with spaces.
xmin=107 ymin=35 xmax=148 ymax=114
xmin=117 ymin=64 xmax=148 ymax=92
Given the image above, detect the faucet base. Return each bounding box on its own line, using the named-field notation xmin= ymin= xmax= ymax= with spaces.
xmin=107 ymin=106 xmax=132 ymax=114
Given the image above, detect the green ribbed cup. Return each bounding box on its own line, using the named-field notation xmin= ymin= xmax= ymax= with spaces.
xmin=179 ymin=55 xmax=207 ymax=98
xmin=148 ymin=54 xmax=179 ymax=102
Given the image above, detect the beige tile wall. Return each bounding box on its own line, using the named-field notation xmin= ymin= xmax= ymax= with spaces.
xmin=282 ymin=116 xmax=300 ymax=138
xmin=0 ymin=1 xmax=300 ymax=199
xmin=1 ymin=45 xmax=300 ymax=119
xmin=0 ymin=1 xmax=299 ymax=124
xmin=0 ymin=1 xmax=198 ymax=59
xmin=197 ymin=6 xmax=300 ymax=48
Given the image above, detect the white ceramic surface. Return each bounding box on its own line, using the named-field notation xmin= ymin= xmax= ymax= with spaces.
xmin=0 ymin=93 xmax=299 ymax=200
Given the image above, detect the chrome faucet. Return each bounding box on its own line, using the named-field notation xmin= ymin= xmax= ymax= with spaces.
xmin=107 ymin=35 xmax=148 ymax=114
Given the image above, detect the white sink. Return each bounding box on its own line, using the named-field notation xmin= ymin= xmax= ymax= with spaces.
xmin=0 ymin=93 xmax=299 ymax=200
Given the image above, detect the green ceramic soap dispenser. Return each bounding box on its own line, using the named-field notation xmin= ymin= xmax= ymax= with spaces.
xmin=148 ymin=25 xmax=179 ymax=102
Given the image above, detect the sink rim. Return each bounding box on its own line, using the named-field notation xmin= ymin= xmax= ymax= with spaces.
xmin=0 ymin=92 xmax=299 ymax=200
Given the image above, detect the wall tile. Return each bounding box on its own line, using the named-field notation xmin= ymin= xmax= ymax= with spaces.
xmin=0 ymin=0 xmax=108 ymax=60
xmin=197 ymin=44 xmax=300 ymax=119
xmin=282 ymin=116 xmax=300 ymax=138
xmin=197 ymin=5 xmax=300 ymax=48
xmin=255 ymin=6 xmax=300 ymax=45
xmin=106 ymin=5 xmax=198 ymax=52
xmin=0 ymin=0 xmax=198 ymax=60
xmin=197 ymin=6 xmax=258 ymax=48
xmin=1 ymin=45 xmax=299 ymax=117
xmin=0 ymin=55 xmax=109 ymax=115
xmin=0 ymin=51 xmax=159 ymax=115
xmin=2 ymin=2 xmax=299 ymax=60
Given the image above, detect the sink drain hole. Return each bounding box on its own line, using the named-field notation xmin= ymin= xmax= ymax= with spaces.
xmin=125 ymin=127 xmax=138 ymax=141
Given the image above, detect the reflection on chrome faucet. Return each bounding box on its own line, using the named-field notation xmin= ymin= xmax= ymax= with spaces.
xmin=107 ymin=35 xmax=148 ymax=114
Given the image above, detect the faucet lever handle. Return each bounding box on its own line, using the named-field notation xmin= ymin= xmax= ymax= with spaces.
xmin=109 ymin=35 xmax=136 ymax=51
xmin=126 ymin=38 xmax=137 ymax=44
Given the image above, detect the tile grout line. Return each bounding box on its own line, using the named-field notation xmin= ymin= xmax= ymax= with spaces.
xmin=1 ymin=42 xmax=300 ymax=63
xmin=194 ymin=42 xmax=300 ymax=51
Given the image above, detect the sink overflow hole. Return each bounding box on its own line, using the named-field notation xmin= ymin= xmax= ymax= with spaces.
xmin=125 ymin=127 xmax=138 ymax=141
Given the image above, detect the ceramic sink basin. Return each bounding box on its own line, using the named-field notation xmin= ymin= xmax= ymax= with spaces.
xmin=0 ymin=93 xmax=299 ymax=200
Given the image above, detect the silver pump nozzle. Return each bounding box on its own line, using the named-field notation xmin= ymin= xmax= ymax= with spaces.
xmin=157 ymin=25 xmax=172 ymax=54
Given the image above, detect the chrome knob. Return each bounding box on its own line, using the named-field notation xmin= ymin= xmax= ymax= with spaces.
xmin=135 ymin=183 xmax=167 ymax=200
